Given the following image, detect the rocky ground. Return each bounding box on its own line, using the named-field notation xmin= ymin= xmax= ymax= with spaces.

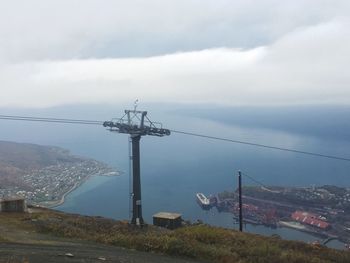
xmin=0 ymin=243 xmax=201 ymax=263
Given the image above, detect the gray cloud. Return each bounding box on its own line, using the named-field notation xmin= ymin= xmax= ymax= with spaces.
xmin=0 ymin=0 xmax=349 ymax=61
xmin=0 ymin=1 xmax=349 ymax=108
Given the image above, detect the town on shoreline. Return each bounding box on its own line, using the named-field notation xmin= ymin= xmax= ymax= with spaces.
xmin=0 ymin=157 xmax=119 ymax=207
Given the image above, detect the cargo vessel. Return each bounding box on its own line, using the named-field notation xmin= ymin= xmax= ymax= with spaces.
xmin=196 ymin=193 xmax=211 ymax=210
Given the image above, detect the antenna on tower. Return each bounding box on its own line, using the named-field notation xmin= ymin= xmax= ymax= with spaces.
xmin=103 ymin=105 xmax=170 ymax=226
xmin=134 ymin=99 xmax=139 ymax=112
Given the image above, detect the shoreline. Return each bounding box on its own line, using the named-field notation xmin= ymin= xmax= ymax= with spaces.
xmin=217 ymin=210 xmax=344 ymax=249
xmin=41 ymin=172 xmax=119 ymax=208
xmin=278 ymin=220 xmax=330 ymax=239
xmin=47 ymin=181 xmax=80 ymax=208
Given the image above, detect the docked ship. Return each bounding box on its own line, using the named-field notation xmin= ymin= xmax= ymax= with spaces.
xmin=196 ymin=193 xmax=212 ymax=210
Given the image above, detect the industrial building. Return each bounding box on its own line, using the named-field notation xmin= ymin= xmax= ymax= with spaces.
xmin=291 ymin=211 xmax=330 ymax=230
xmin=0 ymin=197 xmax=26 ymax=212
xmin=153 ymin=212 xmax=182 ymax=229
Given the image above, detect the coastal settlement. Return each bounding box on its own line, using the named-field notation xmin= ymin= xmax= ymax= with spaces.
xmin=0 ymin=149 xmax=118 ymax=207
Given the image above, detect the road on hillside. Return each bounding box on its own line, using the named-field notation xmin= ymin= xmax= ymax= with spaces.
xmin=0 ymin=243 xmax=204 ymax=263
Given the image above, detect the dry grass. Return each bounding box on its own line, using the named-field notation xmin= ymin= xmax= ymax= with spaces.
xmin=32 ymin=211 xmax=350 ymax=262
xmin=1 ymin=208 xmax=350 ymax=263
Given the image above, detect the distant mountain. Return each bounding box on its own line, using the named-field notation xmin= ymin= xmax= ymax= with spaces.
xmin=175 ymin=105 xmax=350 ymax=141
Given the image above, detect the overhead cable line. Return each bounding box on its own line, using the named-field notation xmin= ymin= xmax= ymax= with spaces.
xmin=240 ymin=172 xmax=267 ymax=188
xmin=0 ymin=114 xmax=350 ymax=162
xmin=170 ymin=130 xmax=350 ymax=162
xmin=0 ymin=115 xmax=104 ymax=125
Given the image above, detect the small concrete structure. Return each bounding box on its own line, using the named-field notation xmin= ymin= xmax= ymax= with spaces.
xmin=0 ymin=197 xmax=26 ymax=212
xmin=153 ymin=212 xmax=182 ymax=229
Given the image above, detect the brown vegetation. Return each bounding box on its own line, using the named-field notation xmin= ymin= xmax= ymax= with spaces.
xmin=3 ymin=208 xmax=347 ymax=263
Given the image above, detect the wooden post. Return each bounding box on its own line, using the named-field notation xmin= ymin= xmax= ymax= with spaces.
xmin=238 ymin=170 xmax=243 ymax=232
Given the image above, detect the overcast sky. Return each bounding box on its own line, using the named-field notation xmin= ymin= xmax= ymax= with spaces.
xmin=0 ymin=0 xmax=349 ymax=108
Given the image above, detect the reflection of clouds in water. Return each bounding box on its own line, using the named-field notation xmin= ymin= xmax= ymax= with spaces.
xmin=169 ymin=115 xmax=306 ymax=153
xmin=168 ymin=109 xmax=350 ymax=159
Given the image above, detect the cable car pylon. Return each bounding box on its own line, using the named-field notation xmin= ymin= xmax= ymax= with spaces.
xmin=103 ymin=105 xmax=170 ymax=226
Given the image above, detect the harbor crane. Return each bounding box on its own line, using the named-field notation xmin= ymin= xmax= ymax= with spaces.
xmin=103 ymin=104 xmax=170 ymax=226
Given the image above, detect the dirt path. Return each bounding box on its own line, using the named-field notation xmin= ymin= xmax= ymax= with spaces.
xmin=0 ymin=243 xmax=203 ymax=263
xmin=0 ymin=211 xmax=205 ymax=263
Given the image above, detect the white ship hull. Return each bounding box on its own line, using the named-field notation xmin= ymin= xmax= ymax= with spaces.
xmin=196 ymin=193 xmax=211 ymax=210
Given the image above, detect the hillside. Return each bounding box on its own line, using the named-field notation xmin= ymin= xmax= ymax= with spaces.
xmin=1 ymin=207 xmax=350 ymax=263
xmin=0 ymin=208 xmax=198 ymax=263
xmin=0 ymin=141 xmax=78 ymax=169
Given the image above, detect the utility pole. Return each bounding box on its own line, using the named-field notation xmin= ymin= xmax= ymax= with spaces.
xmin=103 ymin=105 xmax=170 ymax=226
xmin=238 ymin=170 xmax=243 ymax=232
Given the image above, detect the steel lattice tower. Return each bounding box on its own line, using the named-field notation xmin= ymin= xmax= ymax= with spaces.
xmin=103 ymin=107 xmax=170 ymax=226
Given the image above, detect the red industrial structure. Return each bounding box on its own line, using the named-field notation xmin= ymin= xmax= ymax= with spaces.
xmin=291 ymin=211 xmax=330 ymax=230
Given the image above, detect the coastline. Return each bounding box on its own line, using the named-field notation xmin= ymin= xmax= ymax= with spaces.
xmin=46 ymin=181 xmax=80 ymax=208
xmin=41 ymin=172 xmax=119 ymax=208
xmin=278 ymin=221 xmax=306 ymax=230
xmin=278 ymin=221 xmax=329 ymax=239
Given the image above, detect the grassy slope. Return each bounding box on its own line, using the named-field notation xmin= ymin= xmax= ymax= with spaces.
xmin=1 ymin=208 xmax=350 ymax=263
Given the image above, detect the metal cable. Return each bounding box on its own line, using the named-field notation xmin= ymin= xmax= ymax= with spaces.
xmin=170 ymin=129 xmax=350 ymax=162
xmin=0 ymin=115 xmax=103 ymax=125
xmin=241 ymin=172 xmax=267 ymax=188
xmin=0 ymin=114 xmax=349 ymax=162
